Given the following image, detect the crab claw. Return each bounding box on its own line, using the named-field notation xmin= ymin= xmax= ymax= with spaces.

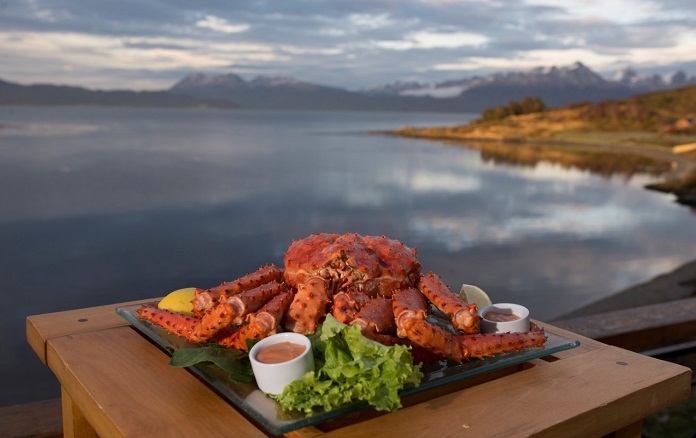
xmin=216 ymin=290 xmax=294 ymax=350
xmin=418 ymin=272 xmax=480 ymax=334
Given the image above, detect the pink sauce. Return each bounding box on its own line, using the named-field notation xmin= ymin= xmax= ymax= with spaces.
xmin=256 ymin=342 xmax=306 ymax=364
xmin=484 ymin=311 xmax=521 ymax=322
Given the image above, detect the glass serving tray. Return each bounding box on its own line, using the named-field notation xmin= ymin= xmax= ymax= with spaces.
xmin=117 ymin=303 xmax=579 ymax=435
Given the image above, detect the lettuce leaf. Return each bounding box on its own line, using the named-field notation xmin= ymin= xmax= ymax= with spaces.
xmin=270 ymin=315 xmax=423 ymax=414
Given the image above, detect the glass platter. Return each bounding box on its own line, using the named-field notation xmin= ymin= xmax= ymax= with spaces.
xmin=117 ymin=303 xmax=579 ymax=435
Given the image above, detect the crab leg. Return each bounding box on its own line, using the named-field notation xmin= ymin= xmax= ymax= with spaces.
xmin=349 ymin=296 xmax=401 ymax=345
xmin=344 ymin=295 xmax=443 ymax=363
xmin=392 ymin=288 xmax=463 ymax=359
xmin=418 ymin=272 xmax=480 ymax=334
xmin=216 ymin=290 xmax=294 ymax=350
xmin=351 ymin=296 xmax=396 ymax=334
xmin=221 ymin=280 xmax=287 ymax=324
xmin=137 ymin=302 xmax=237 ymax=343
xmin=192 ymin=264 xmax=284 ymax=315
xmin=330 ymin=290 xmax=372 ymax=324
xmin=137 ymin=281 xmax=287 ymax=343
xmin=284 ymin=277 xmax=331 ymax=334
xmin=393 ymin=288 xmax=546 ymax=362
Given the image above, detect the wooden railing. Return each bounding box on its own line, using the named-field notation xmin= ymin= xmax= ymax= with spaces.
xmin=0 ymin=398 xmax=62 ymax=438
xmin=553 ymin=296 xmax=696 ymax=380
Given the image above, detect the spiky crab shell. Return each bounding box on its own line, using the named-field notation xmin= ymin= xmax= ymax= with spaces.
xmin=283 ymin=233 xmax=422 ymax=296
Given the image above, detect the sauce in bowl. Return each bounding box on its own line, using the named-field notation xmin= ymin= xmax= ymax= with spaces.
xmin=249 ymin=333 xmax=314 ymax=394
xmin=479 ymin=303 xmax=530 ymax=334
xmin=484 ymin=311 xmax=521 ymax=322
xmin=256 ymin=341 xmax=306 ymax=364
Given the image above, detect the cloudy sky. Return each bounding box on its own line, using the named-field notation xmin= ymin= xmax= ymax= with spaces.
xmin=1 ymin=0 xmax=695 ymax=91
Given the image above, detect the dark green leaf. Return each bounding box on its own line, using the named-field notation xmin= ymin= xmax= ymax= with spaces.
xmin=169 ymin=345 xmax=254 ymax=383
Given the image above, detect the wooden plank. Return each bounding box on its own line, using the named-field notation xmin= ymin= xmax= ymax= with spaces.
xmin=26 ymin=298 xmax=159 ymax=364
xmin=612 ymin=420 xmax=643 ymax=438
xmin=61 ymin=388 xmax=98 ymax=438
xmin=321 ymin=347 xmax=691 ymax=438
xmin=535 ymin=320 xmax=608 ymax=361
xmin=314 ymin=362 xmax=532 ymax=433
xmin=674 ymin=142 xmax=696 ymax=154
xmin=285 ymin=427 xmax=325 ymax=438
xmin=0 ymin=398 xmax=62 ymax=438
xmin=553 ymin=297 xmax=696 ymax=352
xmin=46 ymin=326 xmax=268 ymax=438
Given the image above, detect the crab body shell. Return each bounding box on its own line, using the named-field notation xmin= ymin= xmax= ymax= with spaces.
xmin=282 ymin=233 xmax=423 ymax=333
xmin=283 ymin=233 xmax=422 ymax=296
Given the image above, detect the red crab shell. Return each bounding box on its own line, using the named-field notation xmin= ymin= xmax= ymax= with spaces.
xmin=283 ymin=233 xmax=422 ymax=296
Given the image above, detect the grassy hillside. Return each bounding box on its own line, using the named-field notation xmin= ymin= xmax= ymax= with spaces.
xmin=626 ymin=85 xmax=696 ymax=117
xmin=572 ymin=85 xmax=696 ymax=132
xmin=394 ymin=84 xmax=696 ymax=146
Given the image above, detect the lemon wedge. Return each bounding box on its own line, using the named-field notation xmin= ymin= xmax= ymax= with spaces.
xmin=459 ymin=284 xmax=493 ymax=310
xmin=157 ymin=287 xmax=197 ymax=316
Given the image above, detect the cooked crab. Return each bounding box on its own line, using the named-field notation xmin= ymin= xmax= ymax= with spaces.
xmin=137 ymin=233 xmax=546 ymax=361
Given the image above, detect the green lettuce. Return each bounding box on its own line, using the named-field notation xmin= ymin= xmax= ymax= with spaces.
xmin=270 ymin=315 xmax=423 ymax=414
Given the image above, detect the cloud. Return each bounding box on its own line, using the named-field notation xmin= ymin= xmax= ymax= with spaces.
xmin=195 ymin=15 xmax=250 ymax=34
xmin=376 ymin=30 xmax=489 ymax=50
xmin=0 ymin=31 xmax=279 ymax=71
xmin=0 ymin=0 xmax=694 ymax=90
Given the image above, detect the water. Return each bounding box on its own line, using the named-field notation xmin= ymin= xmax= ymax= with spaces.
xmin=2 ymin=106 xmax=696 ymax=406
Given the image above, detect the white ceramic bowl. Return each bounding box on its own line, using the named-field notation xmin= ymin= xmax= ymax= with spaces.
xmin=479 ymin=303 xmax=530 ymax=334
xmin=249 ymin=332 xmax=314 ymax=395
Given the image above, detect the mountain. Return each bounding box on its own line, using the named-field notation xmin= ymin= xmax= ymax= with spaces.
xmin=372 ymin=62 xmax=608 ymax=97
xmin=169 ymin=73 xmax=464 ymax=112
xmin=612 ymin=67 xmax=695 ymax=91
xmin=171 ymin=73 xmax=355 ymax=107
xmin=365 ymin=62 xmax=696 ymax=108
xmin=0 ymin=78 xmax=234 ymax=108
xmin=3 ymin=62 xmax=695 ymax=112
xmin=172 ymin=62 xmax=696 ymax=112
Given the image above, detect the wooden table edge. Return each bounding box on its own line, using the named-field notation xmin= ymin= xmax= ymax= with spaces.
xmin=26 ymin=300 xmax=693 ymax=437
xmin=26 ymin=298 xmax=161 ymax=364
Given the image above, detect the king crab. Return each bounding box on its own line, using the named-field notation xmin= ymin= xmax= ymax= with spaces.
xmin=137 ymin=233 xmax=546 ymax=362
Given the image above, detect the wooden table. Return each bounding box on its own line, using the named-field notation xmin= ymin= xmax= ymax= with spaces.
xmin=27 ymin=300 xmax=692 ymax=438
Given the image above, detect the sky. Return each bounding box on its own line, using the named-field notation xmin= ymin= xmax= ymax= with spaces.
xmin=1 ymin=0 xmax=695 ymax=91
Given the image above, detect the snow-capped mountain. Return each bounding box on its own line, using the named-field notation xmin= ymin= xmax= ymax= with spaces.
xmin=364 ymin=62 xmax=677 ymax=99
xmin=364 ymin=62 xmax=640 ymax=107
xmin=5 ymin=62 xmax=693 ymax=112
xmin=612 ymin=67 xmax=695 ymax=91
xmin=170 ymin=63 xmax=696 ymax=111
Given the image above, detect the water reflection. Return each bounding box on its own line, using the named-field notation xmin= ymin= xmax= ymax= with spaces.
xmin=474 ymin=140 xmax=672 ymax=178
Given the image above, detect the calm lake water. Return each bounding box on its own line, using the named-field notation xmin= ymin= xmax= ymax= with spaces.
xmin=2 ymin=106 xmax=696 ymax=406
